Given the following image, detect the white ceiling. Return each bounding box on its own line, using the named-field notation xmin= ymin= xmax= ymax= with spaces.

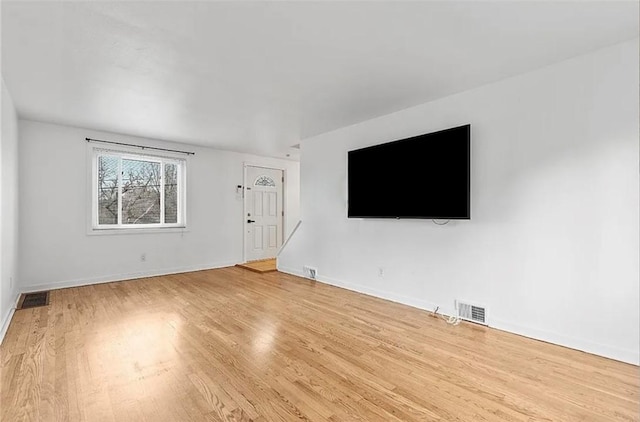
xmin=2 ymin=1 xmax=638 ymax=159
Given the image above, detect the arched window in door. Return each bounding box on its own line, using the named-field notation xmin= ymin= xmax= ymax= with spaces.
xmin=254 ymin=175 xmax=276 ymax=187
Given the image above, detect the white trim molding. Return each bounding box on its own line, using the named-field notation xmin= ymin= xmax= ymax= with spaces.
xmin=0 ymin=292 xmax=21 ymax=345
xmin=87 ymin=143 xmax=188 ymax=233
xmin=242 ymin=162 xmax=287 ymax=263
xmin=21 ymin=262 xmax=238 ymax=294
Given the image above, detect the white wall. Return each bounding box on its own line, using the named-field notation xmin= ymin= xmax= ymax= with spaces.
xmin=19 ymin=120 xmax=299 ymax=291
xmin=279 ymin=39 xmax=639 ymax=364
xmin=1 ymin=77 xmax=20 ymax=341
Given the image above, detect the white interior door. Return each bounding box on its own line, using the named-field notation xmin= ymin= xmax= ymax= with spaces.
xmin=245 ymin=166 xmax=283 ymax=261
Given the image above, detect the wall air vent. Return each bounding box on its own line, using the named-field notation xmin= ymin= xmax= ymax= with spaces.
xmin=303 ymin=265 xmax=317 ymax=280
xmin=456 ymin=300 xmax=488 ymax=325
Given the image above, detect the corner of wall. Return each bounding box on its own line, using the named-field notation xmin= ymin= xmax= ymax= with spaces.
xmin=0 ymin=75 xmax=21 ymax=344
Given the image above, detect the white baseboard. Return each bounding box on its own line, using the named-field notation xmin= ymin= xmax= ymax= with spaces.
xmin=12 ymin=263 xmax=639 ymax=366
xmin=0 ymin=292 xmax=21 ymax=345
xmin=490 ymin=318 xmax=639 ymax=366
xmin=278 ymin=265 xmax=455 ymax=318
xmin=277 ymin=266 xmax=639 ymax=366
xmin=21 ymin=261 xmax=238 ymax=293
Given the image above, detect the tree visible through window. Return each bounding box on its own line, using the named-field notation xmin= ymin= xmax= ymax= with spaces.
xmin=164 ymin=163 xmax=178 ymax=224
xmin=98 ymin=155 xmax=119 ymax=224
xmin=95 ymin=150 xmax=185 ymax=228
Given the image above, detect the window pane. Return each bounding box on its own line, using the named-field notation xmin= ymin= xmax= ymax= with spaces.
xmin=164 ymin=163 xmax=178 ymax=224
xmin=255 ymin=176 xmax=276 ymax=187
xmin=122 ymin=159 xmax=161 ymax=224
xmin=98 ymin=155 xmax=119 ymax=225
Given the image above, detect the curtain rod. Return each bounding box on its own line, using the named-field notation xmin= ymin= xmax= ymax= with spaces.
xmin=85 ymin=137 xmax=195 ymax=156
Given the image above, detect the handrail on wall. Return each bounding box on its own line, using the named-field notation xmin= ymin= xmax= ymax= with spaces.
xmin=277 ymin=220 xmax=302 ymax=257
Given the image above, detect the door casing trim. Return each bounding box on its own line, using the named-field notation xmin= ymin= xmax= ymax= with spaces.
xmin=242 ymin=162 xmax=286 ymax=264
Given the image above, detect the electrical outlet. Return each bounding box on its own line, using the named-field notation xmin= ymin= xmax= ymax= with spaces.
xmin=141 ymin=253 xmax=146 ymax=262
xmin=378 ymin=267 xmax=384 ymax=277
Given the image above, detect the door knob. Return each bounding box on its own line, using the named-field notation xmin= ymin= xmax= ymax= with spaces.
xmin=247 ymin=219 xmax=256 ymax=223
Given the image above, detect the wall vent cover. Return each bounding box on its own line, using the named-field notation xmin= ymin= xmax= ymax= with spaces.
xmin=457 ymin=300 xmax=487 ymax=325
xmin=303 ymin=266 xmax=317 ymax=280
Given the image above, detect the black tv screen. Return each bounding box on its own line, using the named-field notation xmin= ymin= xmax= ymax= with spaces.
xmin=348 ymin=124 xmax=470 ymax=219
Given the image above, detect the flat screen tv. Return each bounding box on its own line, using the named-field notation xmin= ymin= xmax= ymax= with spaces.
xmin=347 ymin=124 xmax=470 ymax=219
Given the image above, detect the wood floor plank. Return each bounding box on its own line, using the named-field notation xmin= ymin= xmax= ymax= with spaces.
xmin=1 ymin=267 xmax=638 ymax=421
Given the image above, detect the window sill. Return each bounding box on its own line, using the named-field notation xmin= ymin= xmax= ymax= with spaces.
xmin=87 ymin=226 xmax=188 ymax=236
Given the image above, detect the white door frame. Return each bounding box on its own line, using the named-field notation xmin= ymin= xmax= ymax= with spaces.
xmin=243 ymin=162 xmax=286 ymax=263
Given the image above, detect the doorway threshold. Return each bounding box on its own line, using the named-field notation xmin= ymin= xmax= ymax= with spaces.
xmin=236 ymin=258 xmax=277 ymax=273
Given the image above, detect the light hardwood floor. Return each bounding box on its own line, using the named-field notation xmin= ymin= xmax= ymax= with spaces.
xmin=1 ymin=267 xmax=638 ymax=421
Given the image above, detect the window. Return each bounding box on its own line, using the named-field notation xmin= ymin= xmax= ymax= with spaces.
xmin=254 ymin=175 xmax=276 ymax=187
xmin=92 ymin=148 xmax=186 ymax=230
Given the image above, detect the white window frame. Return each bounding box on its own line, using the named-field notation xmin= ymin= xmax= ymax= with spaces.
xmin=90 ymin=147 xmax=187 ymax=231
